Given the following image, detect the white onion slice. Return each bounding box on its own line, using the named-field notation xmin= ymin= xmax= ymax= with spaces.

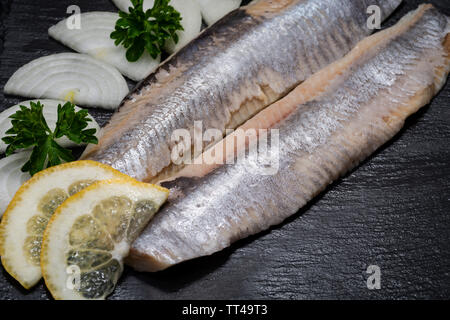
xmin=112 ymin=0 xmax=202 ymax=54
xmin=0 ymin=151 xmax=31 ymax=217
xmin=164 ymin=0 xmax=202 ymax=53
xmin=0 ymin=99 xmax=100 ymax=154
xmin=194 ymin=0 xmax=241 ymax=26
xmin=111 ymin=0 xmax=133 ymax=12
xmin=48 ymin=12 xmax=160 ymax=82
xmin=4 ymin=53 xmax=129 ymax=110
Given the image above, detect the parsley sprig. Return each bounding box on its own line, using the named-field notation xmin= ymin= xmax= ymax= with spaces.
xmin=111 ymin=0 xmax=184 ymax=62
xmin=2 ymin=101 xmax=98 ymax=176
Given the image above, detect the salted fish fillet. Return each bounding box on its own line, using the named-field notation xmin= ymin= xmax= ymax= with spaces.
xmin=128 ymin=4 xmax=450 ymax=272
xmin=82 ymin=0 xmax=401 ymax=182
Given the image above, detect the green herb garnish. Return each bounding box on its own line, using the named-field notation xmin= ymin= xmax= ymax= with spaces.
xmin=111 ymin=0 xmax=184 ymax=62
xmin=2 ymin=101 xmax=98 ymax=176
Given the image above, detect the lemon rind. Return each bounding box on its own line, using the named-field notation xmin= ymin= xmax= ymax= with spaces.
xmin=41 ymin=178 xmax=169 ymax=300
xmin=0 ymin=160 xmax=132 ymax=289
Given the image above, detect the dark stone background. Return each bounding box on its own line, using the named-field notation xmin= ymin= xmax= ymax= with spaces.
xmin=0 ymin=0 xmax=449 ymax=300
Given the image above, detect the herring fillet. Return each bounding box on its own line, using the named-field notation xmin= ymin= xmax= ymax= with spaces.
xmin=82 ymin=0 xmax=401 ymax=182
xmin=127 ymin=4 xmax=450 ymax=272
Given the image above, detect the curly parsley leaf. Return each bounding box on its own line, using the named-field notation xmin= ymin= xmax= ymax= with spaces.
xmin=54 ymin=102 xmax=98 ymax=145
xmin=111 ymin=0 xmax=184 ymax=62
xmin=2 ymin=101 xmax=98 ymax=176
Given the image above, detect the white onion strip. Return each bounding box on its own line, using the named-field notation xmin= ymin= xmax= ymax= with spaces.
xmin=194 ymin=0 xmax=241 ymax=26
xmin=0 ymin=151 xmax=31 ymax=216
xmin=0 ymin=99 xmax=100 ymax=154
xmin=49 ymin=12 xmax=160 ymax=82
xmin=112 ymin=0 xmax=202 ymax=54
xmin=4 ymin=53 xmax=129 ymax=110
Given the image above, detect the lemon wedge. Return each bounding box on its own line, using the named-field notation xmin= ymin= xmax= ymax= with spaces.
xmin=0 ymin=160 xmax=130 ymax=289
xmin=41 ymin=179 xmax=168 ymax=300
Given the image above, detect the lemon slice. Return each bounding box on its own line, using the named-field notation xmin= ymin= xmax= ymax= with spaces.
xmin=0 ymin=160 xmax=130 ymax=289
xmin=41 ymin=179 xmax=168 ymax=300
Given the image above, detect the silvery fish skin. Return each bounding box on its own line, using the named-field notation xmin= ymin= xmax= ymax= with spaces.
xmin=128 ymin=5 xmax=450 ymax=272
xmin=82 ymin=0 xmax=401 ymax=182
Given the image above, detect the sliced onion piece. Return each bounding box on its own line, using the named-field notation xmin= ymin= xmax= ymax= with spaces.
xmin=194 ymin=0 xmax=241 ymax=26
xmin=4 ymin=53 xmax=129 ymax=110
xmin=111 ymin=0 xmax=133 ymax=12
xmin=112 ymin=0 xmax=202 ymax=54
xmin=0 ymin=99 xmax=100 ymax=154
xmin=164 ymin=0 xmax=202 ymax=54
xmin=48 ymin=12 xmax=160 ymax=82
xmin=0 ymin=151 xmax=31 ymax=216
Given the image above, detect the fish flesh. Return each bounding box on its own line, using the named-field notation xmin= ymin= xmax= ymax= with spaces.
xmin=82 ymin=0 xmax=401 ymax=182
xmin=127 ymin=4 xmax=450 ymax=271
xmin=130 ymin=4 xmax=450 ymax=271
xmin=83 ymin=0 xmax=401 ymax=180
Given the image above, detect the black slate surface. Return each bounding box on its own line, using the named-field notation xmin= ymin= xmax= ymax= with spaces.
xmin=0 ymin=0 xmax=449 ymax=300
